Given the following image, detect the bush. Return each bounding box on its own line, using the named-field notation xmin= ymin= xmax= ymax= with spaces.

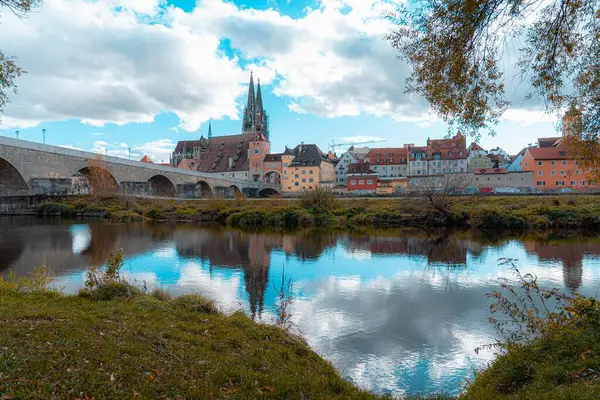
xmin=470 ymin=209 xmax=528 ymax=230
xmin=170 ymin=294 xmax=219 ymax=315
xmin=299 ymin=187 xmax=337 ymax=211
xmin=80 ymin=249 xmax=142 ymax=301
xmin=152 ymin=287 xmax=172 ymax=302
xmin=145 ymin=208 xmax=164 ymax=220
xmin=0 ymin=265 xmax=53 ymax=294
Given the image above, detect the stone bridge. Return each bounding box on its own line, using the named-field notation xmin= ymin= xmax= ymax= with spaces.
xmin=0 ymin=136 xmax=281 ymax=198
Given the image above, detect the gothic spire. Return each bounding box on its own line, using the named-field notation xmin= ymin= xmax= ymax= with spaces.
xmin=208 ymin=119 xmax=212 ymax=139
xmin=256 ymin=78 xmax=263 ymax=113
xmin=246 ymin=71 xmax=255 ymax=111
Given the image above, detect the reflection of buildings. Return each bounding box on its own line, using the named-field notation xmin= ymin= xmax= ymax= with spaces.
xmin=523 ymin=240 xmax=600 ymax=291
xmin=0 ymin=218 xmax=173 ymax=276
xmin=347 ymin=233 xmax=473 ymax=267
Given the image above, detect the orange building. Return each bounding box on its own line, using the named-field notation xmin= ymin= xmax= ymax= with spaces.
xmin=521 ymin=145 xmax=594 ymax=190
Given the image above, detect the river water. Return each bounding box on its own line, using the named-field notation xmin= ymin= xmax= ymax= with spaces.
xmin=2 ymin=217 xmax=600 ymax=397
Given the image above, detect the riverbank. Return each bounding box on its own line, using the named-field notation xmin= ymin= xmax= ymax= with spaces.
xmin=0 ymin=287 xmax=382 ymax=399
xmin=2 ymin=277 xmax=599 ymax=399
xmin=29 ymin=194 xmax=600 ymax=231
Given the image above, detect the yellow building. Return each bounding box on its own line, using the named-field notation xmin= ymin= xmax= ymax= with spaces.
xmin=376 ymin=177 xmax=408 ymax=194
xmin=282 ymin=143 xmax=335 ymax=193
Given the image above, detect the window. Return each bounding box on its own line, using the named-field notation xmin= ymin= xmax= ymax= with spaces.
xmin=449 ymin=151 xmax=453 ymax=157
xmin=551 ymin=161 xmax=556 ymax=166
xmin=302 ymin=178 xmax=306 ymax=183
xmin=538 ymin=161 xmax=543 ymax=166
xmin=575 ymin=160 xmax=579 ymax=165
xmin=537 ymin=181 xmax=545 ymax=186
xmin=571 ymin=181 xmax=576 ymax=186
xmin=294 ymin=182 xmax=299 ymax=186
xmin=576 ymin=170 xmax=581 ymax=175
xmin=367 ymin=180 xmax=373 ymax=184
xmin=560 ymin=170 xmax=565 ymax=175
xmin=459 ymin=151 xmax=463 ymax=156
xmin=309 ymin=178 xmax=314 ymax=183
xmin=538 ymin=170 xmax=543 ymax=176
xmin=309 ymin=170 xmax=314 ymax=174
xmin=350 ymin=180 xmax=356 ymax=185
xmin=551 ymin=170 xmax=556 ymax=176
xmin=580 ymin=180 xmax=585 ymax=186
xmin=557 ymin=181 xmax=564 ymax=186
xmin=294 ymin=174 xmax=299 ymax=178
xmin=302 ymin=170 xmax=306 ymax=174
xmin=524 ymin=162 xmax=528 ymax=167
xmin=562 ymin=160 xmax=567 ymax=166
xmin=359 ymin=180 xmax=364 ymax=185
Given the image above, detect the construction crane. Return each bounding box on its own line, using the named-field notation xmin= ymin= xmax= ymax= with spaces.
xmin=328 ymin=139 xmax=387 ymax=155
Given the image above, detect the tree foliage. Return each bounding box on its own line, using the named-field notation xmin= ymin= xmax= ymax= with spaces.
xmin=386 ymin=0 xmax=599 ymax=141
xmin=0 ymin=0 xmax=42 ymax=123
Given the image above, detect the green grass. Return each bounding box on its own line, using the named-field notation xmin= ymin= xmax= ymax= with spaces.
xmin=463 ymin=325 xmax=600 ymax=399
xmin=33 ymin=194 xmax=600 ymax=232
xmin=0 ymin=289 xmax=384 ymax=399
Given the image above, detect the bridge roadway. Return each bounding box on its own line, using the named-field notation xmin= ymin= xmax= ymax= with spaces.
xmin=0 ymin=136 xmax=280 ymax=197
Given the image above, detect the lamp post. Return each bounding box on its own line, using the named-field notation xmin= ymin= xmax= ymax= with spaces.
xmin=15 ymin=130 xmax=19 ymax=140
xmin=42 ymin=129 xmax=46 ymax=144
xmin=128 ymin=147 xmax=131 ymax=160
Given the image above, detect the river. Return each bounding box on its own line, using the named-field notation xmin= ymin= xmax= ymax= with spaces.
xmin=2 ymin=216 xmax=600 ymax=397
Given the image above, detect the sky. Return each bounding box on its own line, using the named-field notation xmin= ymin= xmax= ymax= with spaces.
xmin=0 ymin=0 xmax=560 ymax=163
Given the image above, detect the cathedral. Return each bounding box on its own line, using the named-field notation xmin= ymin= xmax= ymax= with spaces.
xmin=170 ymin=73 xmax=270 ymax=181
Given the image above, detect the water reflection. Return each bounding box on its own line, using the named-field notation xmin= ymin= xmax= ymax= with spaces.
xmin=2 ymin=217 xmax=600 ymax=396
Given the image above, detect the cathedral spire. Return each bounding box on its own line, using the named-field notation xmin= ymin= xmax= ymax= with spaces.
xmin=208 ymin=119 xmax=212 ymax=139
xmin=256 ymin=78 xmax=263 ymax=113
xmin=242 ymin=71 xmax=256 ymax=133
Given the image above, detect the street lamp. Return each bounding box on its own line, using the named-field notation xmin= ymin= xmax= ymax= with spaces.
xmin=128 ymin=147 xmax=131 ymax=160
xmin=15 ymin=130 xmax=19 ymax=140
xmin=42 ymin=129 xmax=46 ymax=144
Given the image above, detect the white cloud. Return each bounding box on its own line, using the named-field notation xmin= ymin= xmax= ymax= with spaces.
xmin=340 ymin=135 xmax=385 ymax=144
xmin=0 ymin=0 xmax=547 ymax=133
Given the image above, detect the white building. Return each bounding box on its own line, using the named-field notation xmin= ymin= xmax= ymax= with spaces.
xmin=334 ymin=146 xmax=369 ymax=186
xmin=365 ymin=147 xmax=409 ymax=178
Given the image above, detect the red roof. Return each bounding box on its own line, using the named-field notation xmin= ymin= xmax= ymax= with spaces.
xmin=177 ymin=159 xmax=199 ymax=171
xmin=526 ymin=147 xmax=573 ymax=160
xmin=468 ymin=142 xmax=485 ymax=152
xmin=140 ymin=155 xmax=153 ymax=163
xmin=408 ymin=146 xmax=428 ymax=161
xmin=347 ymin=163 xmax=377 ymax=175
xmin=427 ymin=132 xmax=467 ymax=160
xmin=196 ymin=133 xmax=267 ymax=173
xmin=366 ymin=148 xmax=407 ymax=165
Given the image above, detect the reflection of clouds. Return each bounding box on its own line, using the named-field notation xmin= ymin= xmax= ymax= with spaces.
xmin=342 ymin=249 xmax=372 ymax=261
xmin=152 ymin=245 xmax=177 ymax=258
xmin=175 ymin=261 xmax=242 ymax=310
xmin=287 ymin=271 xmax=498 ymax=396
xmin=70 ymin=224 xmax=91 ymax=255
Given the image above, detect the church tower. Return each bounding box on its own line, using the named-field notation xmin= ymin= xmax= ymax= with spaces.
xmin=242 ymin=72 xmax=269 ymax=142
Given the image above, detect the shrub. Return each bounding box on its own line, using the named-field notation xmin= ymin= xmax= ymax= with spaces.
xmin=152 ymin=287 xmax=172 ymax=302
xmin=145 ymin=208 xmax=164 ymax=220
xmin=470 ymin=209 xmax=528 ymax=230
xmin=0 ymin=265 xmax=53 ymax=293
xmin=170 ymin=294 xmax=219 ymax=315
xmin=80 ymin=249 xmax=141 ymax=301
xmin=299 ymin=187 xmax=337 ymax=211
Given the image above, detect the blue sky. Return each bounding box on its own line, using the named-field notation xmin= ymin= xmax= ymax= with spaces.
xmin=0 ymin=0 xmax=558 ymax=162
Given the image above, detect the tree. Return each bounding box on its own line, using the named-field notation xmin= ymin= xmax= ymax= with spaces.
xmin=385 ymin=0 xmax=599 ymax=142
xmin=0 ymin=0 xmax=42 ymax=123
xmin=410 ymin=173 xmax=473 ymax=223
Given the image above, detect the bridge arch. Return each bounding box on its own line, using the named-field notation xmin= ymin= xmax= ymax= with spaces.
xmin=197 ymin=180 xmax=212 ymax=198
xmin=0 ymin=157 xmax=29 ymax=195
xmin=230 ymin=185 xmax=242 ymax=198
xmin=149 ymin=175 xmax=177 ymax=197
xmin=73 ymin=166 xmax=119 ymax=194
xmin=264 ymin=170 xmax=281 ymax=185
xmin=259 ymin=188 xmax=280 ymax=198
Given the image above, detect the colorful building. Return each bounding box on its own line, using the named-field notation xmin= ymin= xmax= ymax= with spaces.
xmin=426 ymin=132 xmax=468 ymax=174
xmin=408 ymin=146 xmax=428 ymax=176
xmin=521 ymin=146 xmax=593 ymax=190
xmin=376 ymin=177 xmax=408 ymax=194
xmin=346 ymin=163 xmax=378 ymax=192
xmin=467 ymin=142 xmax=491 ymax=171
xmin=282 ymin=143 xmax=335 ymax=193
xmin=334 ymin=146 xmax=369 ymax=186
xmin=365 ymin=147 xmax=408 ymax=178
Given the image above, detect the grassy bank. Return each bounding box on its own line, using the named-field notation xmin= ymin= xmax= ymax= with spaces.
xmin=32 ymin=193 xmax=600 ymax=232
xmin=0 ymin=269 xmax=382 ymax=399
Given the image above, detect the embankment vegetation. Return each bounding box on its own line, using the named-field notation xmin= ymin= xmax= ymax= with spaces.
xmin=31 ymin=191 xmax=600 ymax=232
